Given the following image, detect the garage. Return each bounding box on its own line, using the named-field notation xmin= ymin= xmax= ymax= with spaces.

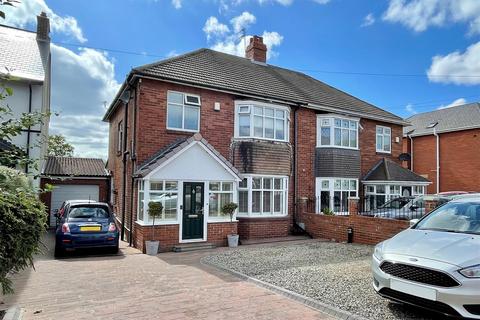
xmin=40 ymin=156 xmax=110 ymax=227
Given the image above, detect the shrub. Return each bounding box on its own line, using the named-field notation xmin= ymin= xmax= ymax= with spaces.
xmin=221 ymin=202 xmax=238 ymax=222
xmin=0 ymin=166 xmax=46 ymax=294
xmin=322 ymin=207 xmax=335 ymax=216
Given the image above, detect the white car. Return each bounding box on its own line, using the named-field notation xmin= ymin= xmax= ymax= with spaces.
xmin=372 ymin=198 xmax=480 ymax=319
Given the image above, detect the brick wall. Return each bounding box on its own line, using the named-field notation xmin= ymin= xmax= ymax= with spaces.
xmin=237 ymin=217 xmax=289 ymax=240
xmin=410 ymin=129 xmax=480 ymax=193
xmin=134 ymin=221 xmax=237 ymax=252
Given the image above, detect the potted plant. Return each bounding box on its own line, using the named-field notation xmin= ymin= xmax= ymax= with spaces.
xmin=145 ymin=201 xmax=163 ymax=255
xmin=221 ymin=202 xmax=239 ymax=247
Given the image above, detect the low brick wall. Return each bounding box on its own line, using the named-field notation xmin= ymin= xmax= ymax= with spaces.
xmin=237 ymin=216 xmax=289 ymax=240
xmin=299 ymin=212 xmax=409 ymax=245
xmin=134 ymin=221 xmax=237 ymax=252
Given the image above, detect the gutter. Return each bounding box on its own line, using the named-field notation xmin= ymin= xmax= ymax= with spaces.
xmin=407 ymin=134 xmax=414 ymax=171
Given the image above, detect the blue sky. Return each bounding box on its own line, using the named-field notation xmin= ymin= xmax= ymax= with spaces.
xmin=3 ymin=0 xmax=480 ymax=157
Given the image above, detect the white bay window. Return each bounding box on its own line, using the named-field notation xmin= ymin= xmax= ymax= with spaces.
xmin=237 ymin=176 xmax=288 ymax=217
xmin=317 ymin=116 xmax=358 ymax=149
xmin=235 ymin=101 xmax=290 ymax=142
xmin=137 ymin=180 xmax=178 ymax=223
xmin=364 ymin=184 xmax=426 ymax=210
xmin=208 ymin=182 xmax=234 ymax=219
xmin=316 ymin=178 xmax=358 ymax=215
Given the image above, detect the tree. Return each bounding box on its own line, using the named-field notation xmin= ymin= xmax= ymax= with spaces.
xmin=48 ymin=134 xmax=74 ymax=157
xmin=0 ymin=0 xmax=19 ymax=20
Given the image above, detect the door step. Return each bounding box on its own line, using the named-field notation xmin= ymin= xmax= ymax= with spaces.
xmin=172 ymin=242 xmax=216 ymax=253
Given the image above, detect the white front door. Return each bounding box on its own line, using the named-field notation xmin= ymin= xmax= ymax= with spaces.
xmin=50 ymin=185 xmax=99 ymax=227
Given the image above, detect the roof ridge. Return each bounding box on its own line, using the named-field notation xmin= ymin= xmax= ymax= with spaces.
xmin=0 ymin=23 xmax=36 ymax=34
xmin=383 ymin=158 xmax=391 ymax=181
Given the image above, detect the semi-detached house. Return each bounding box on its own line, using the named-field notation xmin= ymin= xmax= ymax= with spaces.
xmin=104 ymin=36 xmax=429 ymax=252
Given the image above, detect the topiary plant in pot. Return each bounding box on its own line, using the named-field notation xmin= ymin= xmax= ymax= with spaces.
xmin=221 ymin=202 xmax=239 ymax=247
xmin=145 ymin=201 xmax=163 ymax=255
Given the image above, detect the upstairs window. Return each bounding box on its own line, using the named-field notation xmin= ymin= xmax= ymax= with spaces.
xmin=376 ymin=126 xmax=391 ymax=153
xmin=117 ymin=121 xmax=123 ymax=153
xmin=317 ymin=116 xmax=358 ymax=149
xmin=235 ymin=102 xmax=289 ymax=142
xmin=167 ymin=91 xmax=201 ymax=132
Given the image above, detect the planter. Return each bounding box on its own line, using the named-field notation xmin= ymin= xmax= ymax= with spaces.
xmin=227 ymin=234 xmax=239 ymax=248
xmin=145 ymin=240 xmax=159 ymax=255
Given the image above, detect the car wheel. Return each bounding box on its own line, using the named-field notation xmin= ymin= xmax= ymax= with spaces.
xmin=54 ymin=244 xmax=65 ymax=258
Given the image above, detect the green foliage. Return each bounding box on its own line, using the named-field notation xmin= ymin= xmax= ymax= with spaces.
xmin=322 ymin=207 xmax=335 ymax=216
xmin=147 ymin=201 xmax=163 ymax=240
xmin=0 ymin=0 xmax=20 ymax=20
xmin=48 ymin=134 xmax=74 ymax=157
xmin=0 ymin=166 xmax=47 ymax=294
xmin=221 ymin=202 xmax=238 ymax=222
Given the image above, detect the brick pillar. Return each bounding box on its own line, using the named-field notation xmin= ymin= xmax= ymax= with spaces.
xmin=348 ymin=197 xmax=359 ymax=216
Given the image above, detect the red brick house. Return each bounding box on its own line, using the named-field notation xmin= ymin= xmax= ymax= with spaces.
xmin=403 ymin=102 xmax=480 ymax=194
xmin=104 ymin=36 xmax=428 ymax=252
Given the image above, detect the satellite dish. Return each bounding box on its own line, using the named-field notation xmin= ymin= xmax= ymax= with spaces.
xmin=398 ymin=153 xmax=411 ymax=161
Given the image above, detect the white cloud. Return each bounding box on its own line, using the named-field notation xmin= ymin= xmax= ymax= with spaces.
xmin=203 ymin=17 xmax=230 ymax=40
xmin=172 ymin=0 xmax=182 ymax=9
xmin=361 ymin=13 xmax=375 ymax=27
xmin=204 ymin=12 xmax=283 ymax=60
xmin=49 ymin=44 xmax=120 ymax=158
xmin=405 ymin=103 xmax=417 ymax=114
xmin=312 ymin=0 xmax=330 ymax=4
xmin=230 ymin=11 xmax=256 ymax=33
xmin=438 ymin=98 xmax=467 ymax=109
xmin=427 ymin=41 xmax=480 ymax=85
xmin=383 ymin=0 xmax=480 ymax=35
xmin=3 ymin=0 xmax=87 ymax=42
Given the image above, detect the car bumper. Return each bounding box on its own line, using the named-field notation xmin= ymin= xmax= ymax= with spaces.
xmin=56 ymin=232 xmax=119 ymax=250
xmin=372 ymin=254 xmax=480 ymax=319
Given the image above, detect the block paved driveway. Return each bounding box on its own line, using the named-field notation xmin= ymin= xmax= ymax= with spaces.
xmin=1 ymin=233 xmax=333 ymax=320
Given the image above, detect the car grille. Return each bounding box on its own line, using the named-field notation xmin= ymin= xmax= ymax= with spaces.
xmin=380 ymin=261 xmax=459 ymax=287
xmin=378 ymin=288 xmax=461 ymax=317
xmin=464 ymin=305 xmax=480 ymax=316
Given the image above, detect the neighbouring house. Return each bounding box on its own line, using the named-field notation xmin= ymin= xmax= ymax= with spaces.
xmin=103 ymin=36 xmax=428 ymax=252
xmin=403 ymin=102 xmax=480 ymax=194
xmin=0 ymin=12 xmax=51 ymax=187
xmin=40 ymin=156 xmax=110 ymax=227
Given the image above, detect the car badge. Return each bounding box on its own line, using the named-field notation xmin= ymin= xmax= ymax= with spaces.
xmin=409 ymin=258 xmax=418 ymax=262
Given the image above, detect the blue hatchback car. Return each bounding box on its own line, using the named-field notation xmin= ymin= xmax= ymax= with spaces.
xmin=55 ymin=201 xmax=119 ymax=257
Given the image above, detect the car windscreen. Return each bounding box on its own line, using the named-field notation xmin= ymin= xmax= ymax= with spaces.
xmin=415 ymin=201 xmax=480 ymax=235
xmin=68 ymin=206 xmax=110 ymax=220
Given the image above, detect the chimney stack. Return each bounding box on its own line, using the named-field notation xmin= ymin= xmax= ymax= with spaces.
xmin=245 ymin=35 xmax=267 ymax=63
xmin=36 ymin=12 xmax=50 ymax=42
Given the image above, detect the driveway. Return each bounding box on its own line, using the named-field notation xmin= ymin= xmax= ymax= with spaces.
xmin=0 ymin=233 xmax=332 ymax=320
xmin=203 ymin=240 xmax=449 ymax=320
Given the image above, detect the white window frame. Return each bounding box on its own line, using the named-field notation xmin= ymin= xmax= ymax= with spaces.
xmin=316 ymin=178 xmax=358 ymax=215
xmin=234 ymin=100 xmax=290 ymax=142
xmin=208 ymin=181 xmax=235 ymax=221
xmin=166 ymin=90 xmax=201 ymax=132
xmin=136 ymin=179 xmax=180 ymax=225
xmin=363 ymin=183 xmax=426 ymax=210
xmin=317 ymin=115 xmax=359 ymax=150
xmin=236 ymin=175 xmax=288 ymax=217
xmin=376 ymin=125 xmax=392 ymax=153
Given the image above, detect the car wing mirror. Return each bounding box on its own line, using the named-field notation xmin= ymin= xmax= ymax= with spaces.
xmin=410 ymin=219 xmax=419 ymax=227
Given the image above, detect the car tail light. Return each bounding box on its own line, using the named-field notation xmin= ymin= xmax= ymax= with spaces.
xmin=61 ymin=223 xmax=70 ymax=233
xmin=108 ymin=223 xmax=116 ymax=232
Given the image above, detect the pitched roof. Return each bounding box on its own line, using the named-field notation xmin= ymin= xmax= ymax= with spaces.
xmin=363 ymin=158 xmax=430 ymax=183
xmin=0 ymin=24 xmax=48 ymax=82
xmin=42 ymin=156 xmax=109 ymax=177
xmin=104 ymin=49 xmax=405 ymax=124
xmin=135 ymin=133 xmax=241 ymax=178
xmin=404 ymin=103 xmax=480 ymax=137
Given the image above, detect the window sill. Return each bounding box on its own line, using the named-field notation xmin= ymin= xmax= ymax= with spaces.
xmin=236 ymin=214 xmax=288 ymax=219
xmin=376 ymin=150 xmax=392 ymax=154
xmin=316 ymin=145 xmax=359 ymax=151
xmin=234 ymin=137 xmax=289 ymax=144
xmin=166 ymin=127 xmax=199 ymax=134
xmin=208 ymin=218 xmax=238 ymax=223
xmin=135 ymin=220 xmax=179 ymax=226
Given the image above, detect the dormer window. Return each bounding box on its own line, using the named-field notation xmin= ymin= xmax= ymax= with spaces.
xmin=167 ymin=91 xmax=201 ymax=132
xmin=234 ymin=101 xmax=290 ymax=142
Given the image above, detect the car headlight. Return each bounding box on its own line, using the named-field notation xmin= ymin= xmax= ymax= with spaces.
xmin=459 ymin=264 xmax=480 ymax=278
xmin=374 ymin=243 xmax=384 ymax=261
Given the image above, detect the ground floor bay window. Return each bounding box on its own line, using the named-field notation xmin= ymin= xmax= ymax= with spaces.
xmin=237 ymin=175 xmax=288 ymax=217
xmin=363 ymin=183 xmax=426 ymax=210
xmin=315 ymin=178 xmax=358 ymax=215
xmin=137 ymin=180 xmax=179 ymax=224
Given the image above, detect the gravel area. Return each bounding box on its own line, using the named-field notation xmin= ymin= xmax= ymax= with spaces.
xmin=203 ymin=241 xmax=447 ymax=320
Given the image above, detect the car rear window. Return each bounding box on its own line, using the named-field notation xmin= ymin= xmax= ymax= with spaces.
xmin=68 ymin=206 xmax=110 ymax=219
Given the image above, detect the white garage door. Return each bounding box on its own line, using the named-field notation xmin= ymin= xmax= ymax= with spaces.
xmin=50 ymin=185 xmax=100 ymax=227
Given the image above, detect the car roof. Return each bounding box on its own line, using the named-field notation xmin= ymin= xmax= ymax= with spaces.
xmin=450 ymin=194 xmax=480 ymax=202
xmin=68 ymin=201 xmax=109 ymax=207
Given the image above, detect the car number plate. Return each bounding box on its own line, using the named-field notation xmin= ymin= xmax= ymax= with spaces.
xmin=80 ymin=226 xmax=101 ymax=232
xmin=391 ymin=278 xmax=437 ymax=301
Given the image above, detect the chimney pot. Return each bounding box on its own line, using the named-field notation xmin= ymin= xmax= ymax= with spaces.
xmin=36 ymin=11 xmax=50 ymax=42
xmin=245 ymin=35 xmax=267 ymax=63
